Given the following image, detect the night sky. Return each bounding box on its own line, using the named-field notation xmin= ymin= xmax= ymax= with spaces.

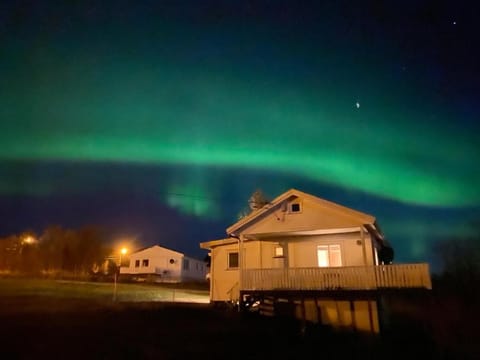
xmin=1 ymin=1 xmax=479 ymax=271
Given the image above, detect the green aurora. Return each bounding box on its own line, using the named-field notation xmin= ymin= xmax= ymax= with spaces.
xmin=1 ymin=59 xmax=478 ymax=208
xmin=1 ymin=1 xmax=479 ymax=210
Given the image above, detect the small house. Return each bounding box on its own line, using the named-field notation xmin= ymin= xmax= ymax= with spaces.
xmin=200 ymin=188 xmax=431 ymax=333
xmin=120 ymin=245 xmax=207 ymax=283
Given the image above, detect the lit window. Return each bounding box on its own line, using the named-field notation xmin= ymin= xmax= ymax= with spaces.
xmin=274 ymin=246 xmax=284 ymax=257
xmin=142 ymin=259 xmax=149 ymax=267
xmin=317 ymin=245 xmax=342 ymax=267
xmin=228 ymin=252 xmax=239 ymax=269
xmin=135 ymin=260 xmax=140 ymax=268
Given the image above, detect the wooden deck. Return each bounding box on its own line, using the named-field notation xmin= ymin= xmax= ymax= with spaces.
xmin=241 ymin=263 xmax=432 ymax=291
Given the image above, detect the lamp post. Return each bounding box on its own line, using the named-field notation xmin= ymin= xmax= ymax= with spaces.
xmin=113 ymin=247 xmax=128 ymax=302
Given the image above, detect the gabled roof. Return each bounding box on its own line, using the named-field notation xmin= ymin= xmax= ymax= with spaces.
xmin=130 ymin=244 xmax=184 ymax=257
xmin=226 ymin=188 xmax=376 ymax=236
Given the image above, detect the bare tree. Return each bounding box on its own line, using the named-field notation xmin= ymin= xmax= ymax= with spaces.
xmin=433 ymin=233 xmax=480 ymax=301
xmin=39 ymin=225 xmax=110 ymax=277
xmin=0 ymin=231 xmax=40 ymax=273
xmin=237 ymin=189 xmax=270 ymax=220
xmin=248 ymin=189 xmax=269 ymax=211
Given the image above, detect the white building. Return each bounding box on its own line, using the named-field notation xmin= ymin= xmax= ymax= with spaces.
xmin=120 ymin=245 xmax=207 ymax=283
xmin=200 ymin=188 xmax=431 ymax=333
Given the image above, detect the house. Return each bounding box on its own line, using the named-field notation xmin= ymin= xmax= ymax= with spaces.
xmin=200 ymin=188 xmax=432 ymax=333
xmin=120 ymin=245 xmax=207 ymax=283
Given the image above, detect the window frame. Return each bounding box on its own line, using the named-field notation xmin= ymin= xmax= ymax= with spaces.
xmin=317 ymin=244 xmax=342 ymax=267
xmin=289 ymin=202 xmax=302 ymax=213
xmin=274 ymin=246 xmax=284 ymax=258
xmin=227 ymin=251 xmax=239 ymax=269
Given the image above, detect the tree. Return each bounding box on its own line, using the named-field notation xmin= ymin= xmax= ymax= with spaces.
xmin=39 ymin=225 xmax=69 ymax=273
xmin=0 ymin=234 xmax=20 ymax=271
xmin=433 ymin=233 xmax=480 ymax=301
xmin=39 ymin=224 xmax=110 ymax=277
xmin=0 ymin=231 xmax=40 ymax=273
xmin=248 ymin=189 xmax=269 ymax=211
xmin=76 ymin=225 xmax=110 ymax=273
xmin=0 ymin=225 xmax=111 ymax=277
xmin=237 ymin=189 xmax=270 ymax=220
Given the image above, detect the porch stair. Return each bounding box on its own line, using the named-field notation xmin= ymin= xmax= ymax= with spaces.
xmin=259 ymin=296 xmax=275 ymax=317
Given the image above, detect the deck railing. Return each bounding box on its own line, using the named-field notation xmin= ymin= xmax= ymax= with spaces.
xmin=241 ymin=263 xmax=432 ymax=291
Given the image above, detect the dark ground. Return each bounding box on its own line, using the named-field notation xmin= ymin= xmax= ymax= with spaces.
xmin=0 ymin=298 xmax=459 ymax=360
xmin=0 ymin=277 xmax=478 ymax=360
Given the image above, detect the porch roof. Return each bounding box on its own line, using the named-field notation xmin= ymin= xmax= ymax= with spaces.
xmin=199 ymin=237 xmax=237 ymax=249
xmin=199 ymin=226 xmax=367 ymax=249
xmin=242 ymin=226 xmax=364 ymax=240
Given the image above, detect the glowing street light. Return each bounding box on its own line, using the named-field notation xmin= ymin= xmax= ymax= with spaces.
xmin=23 ymin=236 xmax=35 ymax=244
xmin=113 ymin=247 xmax=128 ymax=302
xmin=19 ymin=235 xmax=37 ymax=255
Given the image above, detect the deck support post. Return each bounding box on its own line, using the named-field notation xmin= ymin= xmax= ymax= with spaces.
xmin=315 ymin=296 xmax=322 ymax=324
xmin=300 ymin=296 xmax=307 ymax=335
xmin=350 ymin=299 xmax=357 ymax=332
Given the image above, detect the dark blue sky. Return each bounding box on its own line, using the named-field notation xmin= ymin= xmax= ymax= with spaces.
xmin=1 ymin=1 xmax=479 ymax=271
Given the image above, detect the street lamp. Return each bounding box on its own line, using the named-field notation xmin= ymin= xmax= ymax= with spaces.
xmin=113 ymin=247 xmax=128 ymax=301
xmin=19 ymin=235 xmax=36 ymax=256
xmin=23 ymin=236 xmax=35 ymax=244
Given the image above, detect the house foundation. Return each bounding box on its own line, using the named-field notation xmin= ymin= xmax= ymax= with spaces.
xmin=240 ymin=290 xmax=381 ymax=333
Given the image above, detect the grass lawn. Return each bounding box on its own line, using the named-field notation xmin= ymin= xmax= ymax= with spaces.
xmin=0 ymin=278 xmax=477 ymax=360
xmin=0 ymin=277 xmax=209 ymax=313
xmin=0 ymin=277 xmax=311 ymax=360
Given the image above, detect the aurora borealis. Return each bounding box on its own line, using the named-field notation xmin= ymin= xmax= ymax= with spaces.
xmin=1 ymin=1 xmax=479 ymax=269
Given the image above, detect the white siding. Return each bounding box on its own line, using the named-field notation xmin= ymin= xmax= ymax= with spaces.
xmin=121 ymin=245 xmax=207 ymax=283
xmin=181 ymin=256 xmax=208 ymax=282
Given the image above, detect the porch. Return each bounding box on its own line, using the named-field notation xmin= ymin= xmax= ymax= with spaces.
xmin=241 ymin=263 xmax=432 ymax=291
